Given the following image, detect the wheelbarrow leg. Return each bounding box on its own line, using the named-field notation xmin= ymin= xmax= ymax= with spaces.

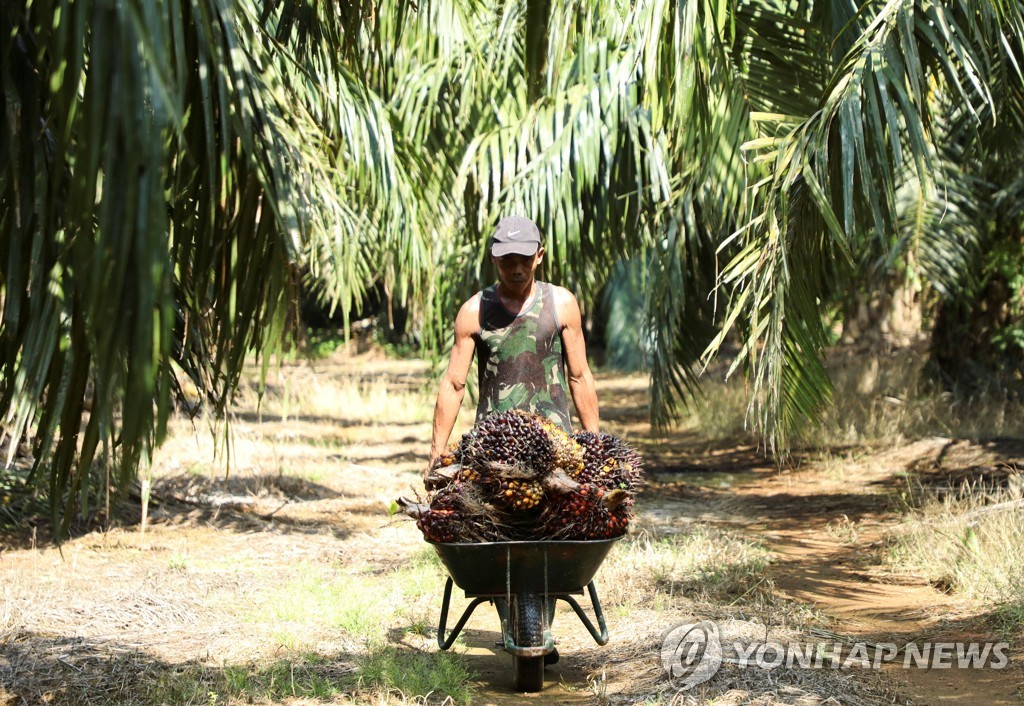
xmin=558 ymin=580 xmax=610 ymax=646
xmin=437 ymin=577 xmax=490 ymax=650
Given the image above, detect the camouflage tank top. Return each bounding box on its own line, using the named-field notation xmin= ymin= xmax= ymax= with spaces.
xmin=474 ymin=282 xmax=573 ymax=431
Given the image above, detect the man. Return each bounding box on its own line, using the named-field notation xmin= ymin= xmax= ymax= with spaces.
xmin=425 ymin=216 xmax=599 ymax=668
xmin=427 ymin=215 xmax=600 ymax=474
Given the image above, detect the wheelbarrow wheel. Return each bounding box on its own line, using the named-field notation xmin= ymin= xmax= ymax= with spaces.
xmin=511 ymin=594 xmax=545 ymax=692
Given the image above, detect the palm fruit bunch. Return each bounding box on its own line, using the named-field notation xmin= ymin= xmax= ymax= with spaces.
xmin=401 ymin=481 xmax=507 ymax=543
xmin=415 ymin=505 xmax=460 ymax=543
xmin=573 ymin=431 xmax=644 ymax=492
xmin=403 ymin=410 xmax=643 ymax=542
xmin=540 ymin=418 xmax=585 ymax=476
xmin=435 ymin=442 xmax=459 ymax=468
xmin=492 ymin=476 xmax=545 ymax=511
xmin=457 ymin=466 xmax=482 ymax=483
xmin=458 ymin=409 xmax=555 ymax=478
xmin=539 ymin=484 xmax=632 ymax=540
xmin=573 ymin=432 xmax=604 ymax=480
xmin=434 ymin=442 xmax=481 ymax=483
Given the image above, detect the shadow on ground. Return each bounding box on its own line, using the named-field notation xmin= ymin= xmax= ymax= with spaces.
xmin=903 ymin=437 xmax=1024 ymax=495
xmin=0 ymin=632 xmax=354 ymax=705
xmin=0 ymin=622 xmax=598 ymax=706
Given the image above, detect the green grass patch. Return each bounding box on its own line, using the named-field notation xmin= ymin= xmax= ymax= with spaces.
xmin=262 ymin=567 xmax=384 ymax=637
xmin=303 ymin=330 xmax=350 ymax=361
xmin=251 ymin=550 xmax=447 ymax=647
xmin=144 ymin=549 xmax=472 ymax=705
xmin=351 ymin=645 xmax=475 ymax=704
xmin=221 ymin=655 xmax=341 ymax=700
xmin=146 ymin=648 xmax=473 ymax=705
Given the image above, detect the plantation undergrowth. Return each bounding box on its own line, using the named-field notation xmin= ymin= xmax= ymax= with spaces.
xmin=2 ymin=348 xmax=1023 ymax=705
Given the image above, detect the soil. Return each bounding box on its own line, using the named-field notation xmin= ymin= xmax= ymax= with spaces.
xmin=1 ymin=355 xmax=1022 ymax=705
xmin=722 ymin=442 xmax=1022 ymax=706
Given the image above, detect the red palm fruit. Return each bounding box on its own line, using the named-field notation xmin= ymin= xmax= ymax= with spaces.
xmin=539 ymin=483 xmax=633 ymax=540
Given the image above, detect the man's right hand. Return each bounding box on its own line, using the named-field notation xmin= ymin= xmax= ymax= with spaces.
xmin=422 ymin=459 xmax=459 ymax=491
xmin=422 ymin=454 xmax=438 ymax=483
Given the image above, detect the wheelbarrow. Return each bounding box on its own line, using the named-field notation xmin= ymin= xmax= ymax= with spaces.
xmin=429 ymin=537 xmax=621 ymax=692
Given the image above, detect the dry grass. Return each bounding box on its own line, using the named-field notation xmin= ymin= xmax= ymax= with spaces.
xmin=811 ymin=345 xmax=1024 ymax=447
xmin=0 ymin=636 xmax=473 ymax=706
xmin=885 ymin=473 xmax=1024 ymax=632
xmin=598 ymin=529 xmax=774 ymax=609
xmin=249 ymin=357 xmax=435 ymax=424
xmin=671 ymin=376 xmax=755 ymax=445
xmin=668 ymin=343 xmax=1024 ymax=450
xmin=0 ymin=522 xmax=473 ymax=705
xmin=566 ymin=523 xmax=894 ymax=704
xmin=0 ymin=351 xmax=475 ymax=705
xmin=573 ymin=617 xmax=903 ymax=706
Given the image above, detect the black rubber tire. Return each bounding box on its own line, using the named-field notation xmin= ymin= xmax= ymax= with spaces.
xmin=511 ymin=594 xmax=545 ymax=692
xmin=513 ymin=653 xmax=544 ymax=692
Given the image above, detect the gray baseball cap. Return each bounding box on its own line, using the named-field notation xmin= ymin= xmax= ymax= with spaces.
xmin=491 ymin=215 xmax=542 ymax=257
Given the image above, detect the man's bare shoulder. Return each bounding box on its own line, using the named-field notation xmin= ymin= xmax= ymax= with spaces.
xmin=458 ymin=292 xmax=482 ymax=317
xmin=454 ymin=292 xmax=482 ymax=336
xmin=550 ymin=285 xmax=581 ymax=322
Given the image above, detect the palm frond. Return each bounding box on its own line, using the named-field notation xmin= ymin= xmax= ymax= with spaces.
xmin=712 ymin=0 xmax=1024 ymax=445
xmin=456 ymin=41 xmax=665 ymax=300
xmin=0 ymin=0 xmax=416 ymax=537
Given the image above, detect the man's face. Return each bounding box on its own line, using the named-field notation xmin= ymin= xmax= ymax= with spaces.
xmin=492 ymin=248 xmax=544 ymax=288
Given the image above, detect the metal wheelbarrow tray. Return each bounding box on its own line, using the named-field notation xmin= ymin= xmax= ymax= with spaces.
xmin=429 ymin=537 xmax=621 ymax=692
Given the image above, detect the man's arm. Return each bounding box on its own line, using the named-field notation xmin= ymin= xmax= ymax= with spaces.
xmin=428 ymin=295 xmax=480 ymax=469
xmin=555 ymin=287 xmax=600 ymax=433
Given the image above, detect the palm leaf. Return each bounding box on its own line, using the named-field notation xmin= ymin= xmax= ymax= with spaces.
xmin=710 ymin=0 xmax=1024 ymax=445
xmin=0 ymin=0 xmax=415 ymax=538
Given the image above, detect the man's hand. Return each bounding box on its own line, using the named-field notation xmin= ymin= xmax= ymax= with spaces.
xmin=422 ymin=457 xmax=459 ymax=491
xmin=423 ymin=452 xmax=443 ymax=482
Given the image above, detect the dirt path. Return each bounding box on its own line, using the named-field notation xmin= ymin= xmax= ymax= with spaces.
xmin=690 ymin=438 xmax=1024 ymax=705
xmin=769 ymin=530 xmax=1019 ymax=704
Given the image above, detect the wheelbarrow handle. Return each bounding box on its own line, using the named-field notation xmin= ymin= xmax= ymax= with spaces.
xmin=437 ymin=577 xmax=490 ymax=650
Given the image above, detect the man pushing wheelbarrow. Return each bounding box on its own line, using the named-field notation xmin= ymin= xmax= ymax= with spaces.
xmin=403 ymin=216 xmax=642 ymax=692
xmin=426 ymin=214 xmax=601 ymax=471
